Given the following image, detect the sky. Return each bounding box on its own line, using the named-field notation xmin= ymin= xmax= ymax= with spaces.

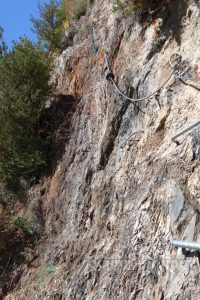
xmin=0 ymin=0 xmax=47 ymax=48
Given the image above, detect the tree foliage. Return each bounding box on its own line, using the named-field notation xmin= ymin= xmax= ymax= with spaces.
xmin=0 ymin=38 xmax=52 ymax=190
xmin=31 ymin=0 xmax=66 ymax=51
xmin=0 ymin=0 xmax=88 ymax=194
xmin=31 ymin=0 xmax=88 ymax=52
xmin=113 ymin=0 xmax=150 ymax=16
xmin=0 ymin=26 xmax=6 ymax=57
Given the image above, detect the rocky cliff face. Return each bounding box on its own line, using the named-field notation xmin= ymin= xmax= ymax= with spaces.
xmin=5 ymin=0 xmax=200 ymax=299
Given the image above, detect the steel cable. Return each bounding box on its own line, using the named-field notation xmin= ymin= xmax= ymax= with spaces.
xmin=109 ymin=73 xmax=173 ymax=103
xmin=175 ymin=74 xmax=200 ymax=81
xmin=105 ymin=52 xmax=175 ymax=103
xmin=106 ymin=52 xmax=200 ymax=104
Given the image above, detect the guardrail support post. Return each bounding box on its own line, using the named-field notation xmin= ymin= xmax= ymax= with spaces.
xmin=172 ymin=121 xmax=200 ymax=145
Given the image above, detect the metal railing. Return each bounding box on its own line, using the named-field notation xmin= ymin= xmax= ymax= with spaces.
xmin=171 ymin=120 xmax=200 ymax=145
xmin=171 ymin=240 xmax=200 ymax=251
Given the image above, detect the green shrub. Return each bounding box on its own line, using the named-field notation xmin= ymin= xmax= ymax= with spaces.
xmin=113 ymin=0 xmax=126 ymax=14
xmin=10 ymin=216 xmax=35 ymax=234
xmin=31 ymin=0 xmax=66 ymax=52
xmin=35 ymin=264 xmax=58 ymax=283
xmin=0 ymin=183 xmax=13 ymax=206
xmin=0 ymin=37 xmax=52 ymax=190
xmin=113 ymin=0 xmax=149 ymax=16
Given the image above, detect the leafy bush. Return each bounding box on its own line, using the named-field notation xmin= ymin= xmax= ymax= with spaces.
xmin=35 ymin=264 xmax=58 ymax=283
xmin=0 ymin=183 xmax=13 ymax=206
xmin=0 ymin=37 xmax=52 ymax=190
xmin=10 ymin=216 xmax=35 ymax=234
xmin=31 ymin=0 xmax=66 ymax=51
xmin=113 ymin=0 xmax=149 ymax=16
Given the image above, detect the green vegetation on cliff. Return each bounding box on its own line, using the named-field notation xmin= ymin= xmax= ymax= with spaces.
xmin=113 ymin=0 xmax=149 ymax=16
xmin=0 ymin=0 xmax=88 ymax=196
xmin=0 ymin=26 xmax=6 ymax=57
xmin=31 ymin=0 xmax=66 ymax=51
xmin=0 ymin=38 xmax=52 ymax=192
xmin=31 ymin=0 xmax=87 ymax=52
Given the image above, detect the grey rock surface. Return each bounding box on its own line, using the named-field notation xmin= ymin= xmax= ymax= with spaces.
xmin=5 ymin=0 xmax=200 ymax=299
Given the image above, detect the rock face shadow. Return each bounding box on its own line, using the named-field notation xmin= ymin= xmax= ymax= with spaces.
xmin=167 ymin=0 xmax=188 ymax=45
xmin=39 ymin=94 xmax=78 ymax=176
xmin=182 ymin=248 xmax=200 ymax=263
xmin=139 ymin=0 xmax=189 ymax=61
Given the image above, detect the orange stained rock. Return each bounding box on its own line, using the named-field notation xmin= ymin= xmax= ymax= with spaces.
xmin=194 ymin=64 xmax=199 ymax=78
xmin=48 ymin=166 xmax=61 ymax=200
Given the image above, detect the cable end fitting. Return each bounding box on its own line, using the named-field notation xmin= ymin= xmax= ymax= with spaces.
xmin=106 ymin=72 xmax=115 ymax=81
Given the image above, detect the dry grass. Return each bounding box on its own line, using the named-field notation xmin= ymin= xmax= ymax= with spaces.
xmin=63 ymin=0 xmax=87 ymax=28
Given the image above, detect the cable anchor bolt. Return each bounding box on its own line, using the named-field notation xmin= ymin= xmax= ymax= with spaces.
xmin=106 ymin=72 xmax=115 ymax=81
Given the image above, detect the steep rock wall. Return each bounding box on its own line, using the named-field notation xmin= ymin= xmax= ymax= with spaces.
xmin=5 ymin=0 xmax=200 ymax=299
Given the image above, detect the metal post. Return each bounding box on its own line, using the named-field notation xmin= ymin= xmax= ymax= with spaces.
xmin=172 ymin=120 xmax=200 ymax=145
xmin=171 ymin=240 xmax=200 ymax=251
